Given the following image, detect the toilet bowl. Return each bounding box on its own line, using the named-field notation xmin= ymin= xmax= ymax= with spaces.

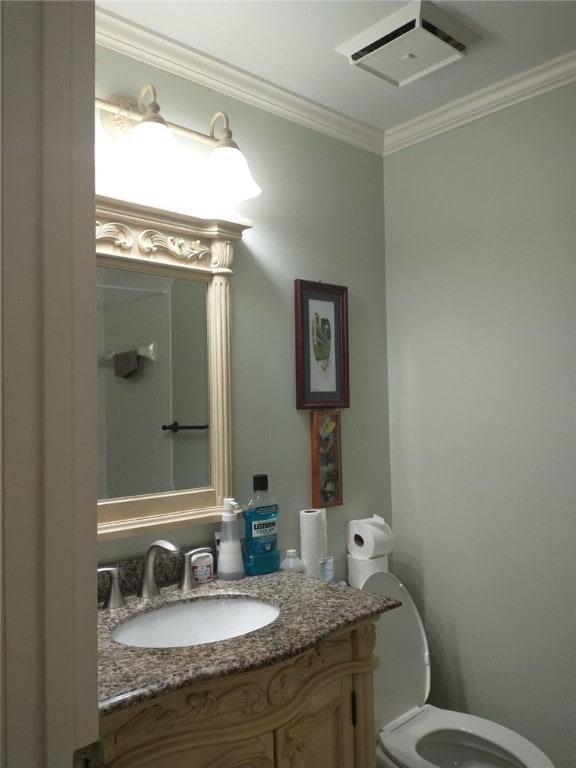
xmin=361 ymin=571 xmax=554 ymax=768
xmin=376 ymin=706 xmax=551 ymax=768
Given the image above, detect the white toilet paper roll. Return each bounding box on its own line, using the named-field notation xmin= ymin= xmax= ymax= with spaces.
xmin=347 ymin=516 xmax=394 ymax=559
xmin=300 ymin=508 xmax=327 ymax=579
xmin=347 ymin=553 xmax=389 ymax=589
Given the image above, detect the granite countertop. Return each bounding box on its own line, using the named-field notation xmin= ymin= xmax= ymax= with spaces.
xmin=98 ymin=571 xmax=399 ymax=716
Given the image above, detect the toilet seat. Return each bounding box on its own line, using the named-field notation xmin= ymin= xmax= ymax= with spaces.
xmin=378 ymin=704 xmax=554 ymax=768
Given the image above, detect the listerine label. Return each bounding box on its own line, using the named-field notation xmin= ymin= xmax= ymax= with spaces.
xmin=252 ymin=519 xmax=277 ymax=537
xmin=247 ymin=505 xmax=278 ymax=555
xmin=250 ymin=519 xmax=277 ymax=554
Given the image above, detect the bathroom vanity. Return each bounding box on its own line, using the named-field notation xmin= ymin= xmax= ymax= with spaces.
xmin=99 ymin=572 xmax=398 ymax=767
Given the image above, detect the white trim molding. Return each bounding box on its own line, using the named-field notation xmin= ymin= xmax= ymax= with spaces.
xmin=3 ymin=3 xmax=98 ymax=764
xmin=384 ymin=51 xmax=576 ymax=154
xmin=95 ymin=10 xmax=384 ymax=155
xmin=96 ymin=10 xmax=576 ymax=157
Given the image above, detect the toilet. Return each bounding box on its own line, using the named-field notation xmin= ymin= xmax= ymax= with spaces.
xmin=362 ymin=571 xmax=554 ymax=768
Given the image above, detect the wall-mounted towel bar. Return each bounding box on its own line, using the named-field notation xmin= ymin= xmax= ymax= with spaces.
xmin=162 ymin=421 xmax=209 ymax=433
xmin=99 ymin=341 xmax=157 ymax=366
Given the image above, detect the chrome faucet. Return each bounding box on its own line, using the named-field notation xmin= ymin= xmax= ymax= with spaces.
xmin=179 ymin=547 xmax=213 ymax=590
xmin=138 ymin=539 xmax=180 ymax=599
xmin=98 ymin=565 xmax=125 ymax=609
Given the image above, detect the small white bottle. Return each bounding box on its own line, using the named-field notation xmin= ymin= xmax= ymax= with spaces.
xmin=190 ymin=551 xmax=214 ymax=585
xmin=217 ymin=498 xmax=245 ymax=580
xmin=280 ymin=549 xmax=306 ymax=573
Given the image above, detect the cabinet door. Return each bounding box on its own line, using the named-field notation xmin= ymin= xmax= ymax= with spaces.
xmin=275 ymin=677 xmax=355 ymax=768
xmin=109 ymin=734 xmax=275 ymax=768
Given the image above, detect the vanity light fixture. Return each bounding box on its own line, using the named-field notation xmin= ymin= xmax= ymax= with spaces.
xmin=96 ymin=82 xmax=261 ymax=201
xmin=127 ymin=83 xmax=175 ymax=161
xmin=204 ymin=111 xmax=261 ymax=201
xmin=135 ymin=83 xmax=170 ymax=132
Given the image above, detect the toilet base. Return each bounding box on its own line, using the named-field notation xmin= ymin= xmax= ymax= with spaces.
xmin=376 ymin=742 xmax=399 ymax=768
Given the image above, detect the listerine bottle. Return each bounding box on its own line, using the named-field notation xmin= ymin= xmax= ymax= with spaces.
xmin=243 ymin=474 xmax=280 ymax=576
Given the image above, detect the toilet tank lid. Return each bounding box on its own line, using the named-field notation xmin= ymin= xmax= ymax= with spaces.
xmin=363 ymin=571 xmax=431 ymax=722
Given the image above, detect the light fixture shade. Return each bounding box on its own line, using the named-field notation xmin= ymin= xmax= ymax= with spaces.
xmin=131 ymin=81 xmax=174 ymax=160
xmin=205 ymin=145 xmax=261 ymax=201
xmin=130 ymin=119 xmax=174 ymax=156
xmin=124 ymin=119 xmax=176 ymax=209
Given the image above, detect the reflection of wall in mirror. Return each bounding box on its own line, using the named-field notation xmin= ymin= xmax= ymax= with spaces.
xmin=97 ymin=268 xmax=210 ymax=500
xmin=171 ymin=278 xmax=209 ymax=490
xmin=97 ymin=268 xmax=172 ymax=499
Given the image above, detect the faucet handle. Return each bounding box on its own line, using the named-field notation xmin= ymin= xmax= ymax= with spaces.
xmin=179 ymin=547 xmax=212 ymax=590
xmin=98 ymin=565 xmax=125 ymax=609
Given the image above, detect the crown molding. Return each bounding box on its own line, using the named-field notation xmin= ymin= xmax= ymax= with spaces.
xmin=383 ymin=51 xmax=576 ymax=154
xmin=96 ymin=11 xmax=575 ymax=159
xmin=95 ymin=9 xmax=384 ymax=156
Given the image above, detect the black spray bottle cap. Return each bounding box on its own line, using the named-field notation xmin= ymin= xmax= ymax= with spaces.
xmin=253 ymin=474 xmax=269 ymax=491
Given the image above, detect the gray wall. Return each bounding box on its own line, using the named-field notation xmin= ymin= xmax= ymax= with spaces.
xmin=384 ymin=84 xmax=575 ymax=766
xmin=96 ymin=46 xmax=390 ymax=579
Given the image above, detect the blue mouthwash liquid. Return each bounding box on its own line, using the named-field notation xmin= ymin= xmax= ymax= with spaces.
xmin=243 ymin=474 xmax=280 ymax=576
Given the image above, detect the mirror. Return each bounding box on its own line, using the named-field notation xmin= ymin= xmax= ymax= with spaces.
xmin=95 ymin=195 xmax=250 ymax=539
xmin=97 ymin=267 xmax=209 ymax=498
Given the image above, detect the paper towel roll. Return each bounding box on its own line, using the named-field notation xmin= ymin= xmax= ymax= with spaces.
xmin=347 ymin=515 xmax=394 ymax=559
xmin=300 ymin=508 xmax=327 ymax=579
xmin=347 ymin=553 xmax=389 ymax=589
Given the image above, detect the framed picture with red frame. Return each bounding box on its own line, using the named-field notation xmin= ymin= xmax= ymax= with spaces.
xmin=310 ymin=410 xmax=343 ymax=508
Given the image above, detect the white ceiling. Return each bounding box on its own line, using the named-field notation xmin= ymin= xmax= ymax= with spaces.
xmin=96 ymin=1 xmax=576 ymax=133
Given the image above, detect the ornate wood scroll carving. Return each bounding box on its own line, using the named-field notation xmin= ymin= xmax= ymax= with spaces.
xmin=281 ymin=694 xmax=342 ymax=761
xmin=112 ymin=683 xmax=267 ymax=744
xmin=186 ymin=685 xmax=267 ymax=720
xmin=210 ymin=240 xmax=234 ymax=270
xmin=351 ymin=623 xmax=376 ymax=661
xmin=267 ymin=636 xmax=349 ymax=708
xmin=268 ymin=646 xmax=327 ymax=707
xmin=112 ymin=704 xmax=179 ymax=742
xmin=102 ymin=727 xmax=274 ymax=768
xmin=210 ymin=739 xmax=274 ymax=768
xmin=138 ymin=229 xmax=211 ymax=261
xmin=95 ymin=221 xmax=132 ymax=249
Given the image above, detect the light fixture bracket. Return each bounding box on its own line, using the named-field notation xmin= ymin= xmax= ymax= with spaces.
xmin=100 ymin=96 xmax=138 ymax=142
xmin=137 ymin=83 xmax=169 ymax=129
xmin=209 ymin=111 xmax=239 ymax=150
xmin=100 ymin=83 xmax=170 ymax=142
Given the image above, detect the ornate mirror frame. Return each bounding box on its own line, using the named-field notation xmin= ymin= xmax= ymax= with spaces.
xmin=95 ymin=195 xmax=250 ymax=539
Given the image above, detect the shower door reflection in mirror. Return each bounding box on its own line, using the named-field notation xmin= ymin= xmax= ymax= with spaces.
xmin=97 ymin=266 xmax=209 ymax=500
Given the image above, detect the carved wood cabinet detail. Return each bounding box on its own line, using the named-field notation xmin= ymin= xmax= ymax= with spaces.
xmin=100 ymin=620 xmax=379 ymax=768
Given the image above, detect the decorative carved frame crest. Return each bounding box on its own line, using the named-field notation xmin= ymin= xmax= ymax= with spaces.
xmin=96 ymin=195 xmax=251 ymax=539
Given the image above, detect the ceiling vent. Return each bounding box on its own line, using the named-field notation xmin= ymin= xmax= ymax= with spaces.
xmin=335 ymin=1 xmax=480 ymax=87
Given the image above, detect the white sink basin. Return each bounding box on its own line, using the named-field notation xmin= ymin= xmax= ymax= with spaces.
xmin=112 ymin=597 xmax=280 ymax=648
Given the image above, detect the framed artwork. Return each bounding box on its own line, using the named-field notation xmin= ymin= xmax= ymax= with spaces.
xmin=311 ymin=410 xmax=343 ymax=507
xmin=294 ymin=279 xmax=349 ymax=409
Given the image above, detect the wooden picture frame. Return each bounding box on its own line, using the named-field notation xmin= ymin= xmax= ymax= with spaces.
xmin=294 ymin=279 xmax=349 ymax=409
xmin=311 ymin=410 xmax=343 ymax=508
